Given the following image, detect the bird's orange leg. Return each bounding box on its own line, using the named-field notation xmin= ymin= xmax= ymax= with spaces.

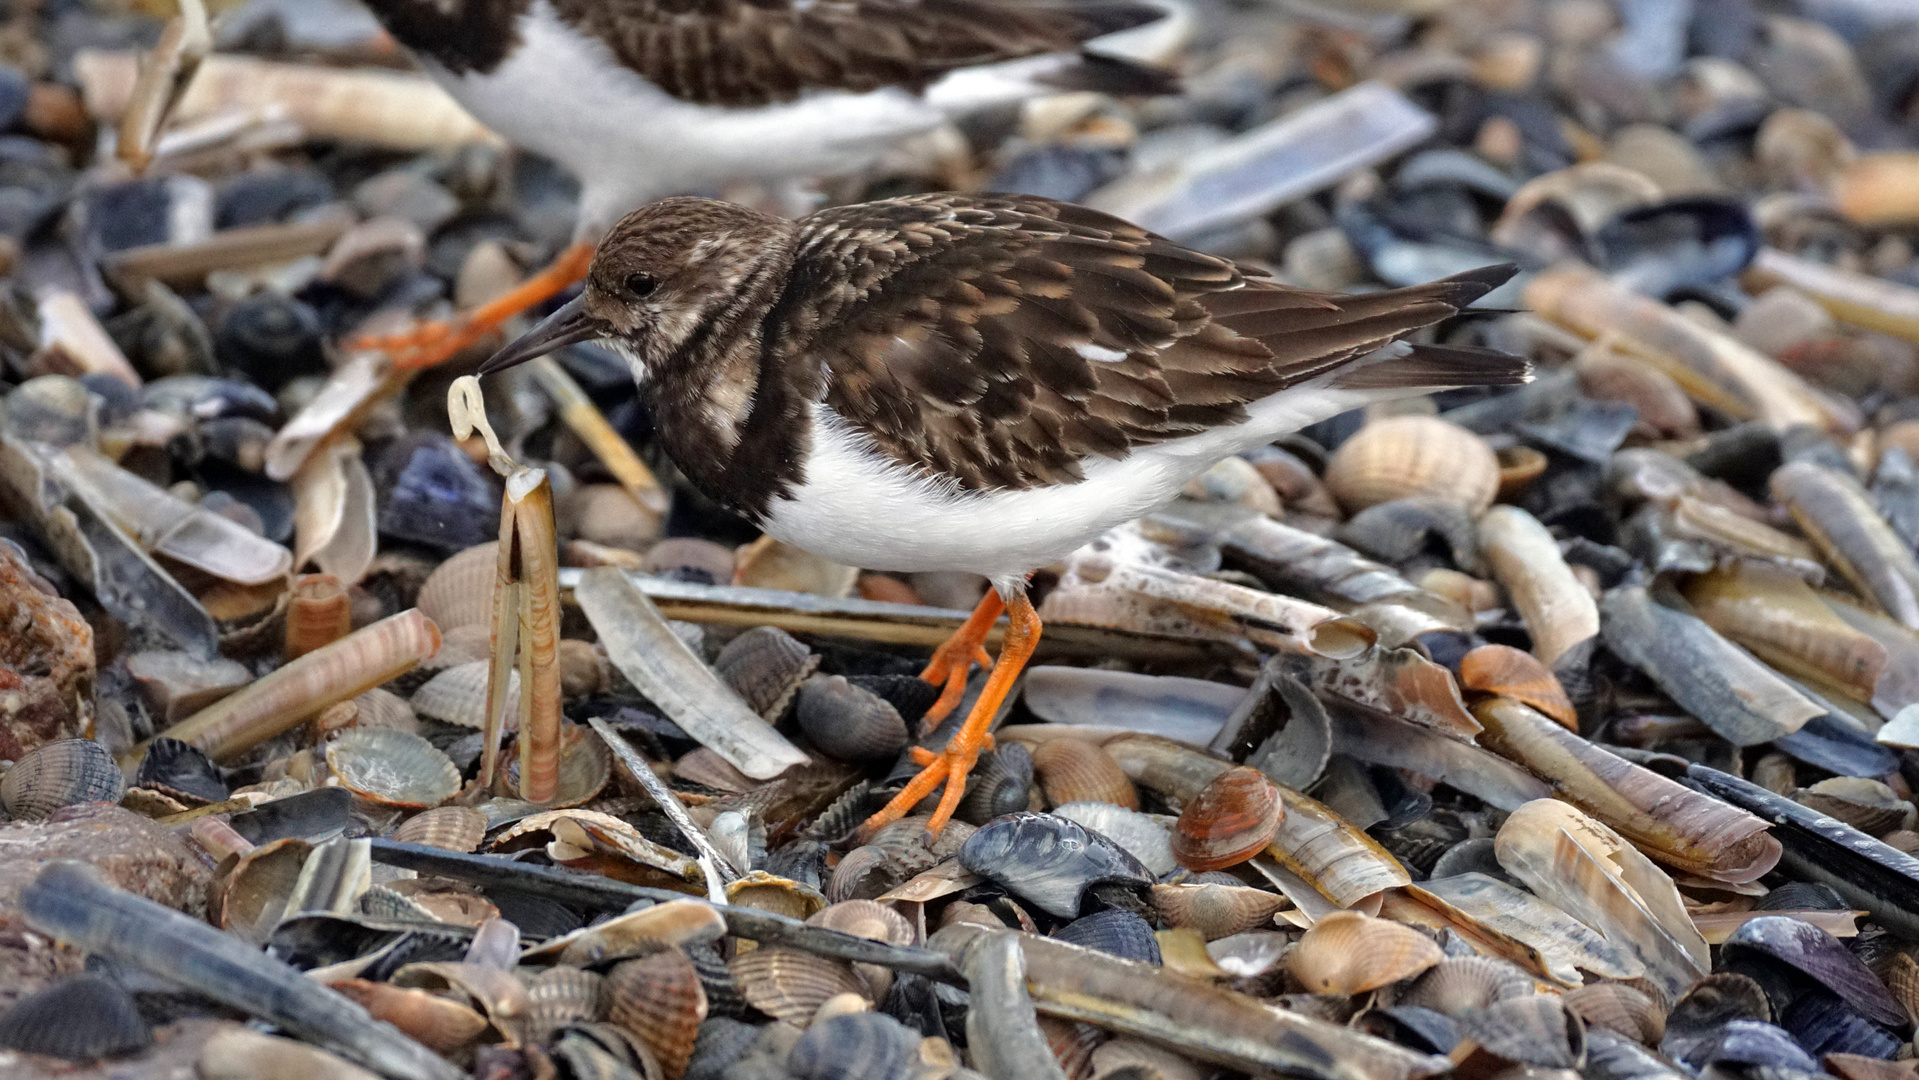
xmin=917 ymin=588 xmax=1005 ymax=736
xmin=862 ymin=588 xmax=1041 ymax=839
xmin=354 ymin=242 xmax=596 ymax=371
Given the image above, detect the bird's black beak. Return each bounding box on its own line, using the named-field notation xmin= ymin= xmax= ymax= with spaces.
xmin=478 ymin=296 xmax=601 ymax=375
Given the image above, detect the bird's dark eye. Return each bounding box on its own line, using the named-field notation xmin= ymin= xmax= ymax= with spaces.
xmin=624 ymin=273 xmax=656 ymax=298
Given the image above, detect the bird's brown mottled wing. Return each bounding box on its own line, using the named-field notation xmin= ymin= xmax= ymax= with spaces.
xmin=545 ymin=0 xmax=1169 ymax=106
xmin=786 ymin=192 xmax=1521 ymax=491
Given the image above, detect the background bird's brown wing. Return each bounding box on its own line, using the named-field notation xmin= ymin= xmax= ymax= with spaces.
xmin=786 ymin=193 xmax=1522 ymax=492
xmin=547 ymin=0 xmax=1169 ymax=106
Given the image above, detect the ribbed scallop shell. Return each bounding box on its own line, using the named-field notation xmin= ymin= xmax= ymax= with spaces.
xmin=729 ymin=945 xmax=871 ymax=1026
xmin=1286 ymin=910 xmax=1444 ymax=995
xmin=796 ymin=675 xmax=908 ymax=762
xmin=712 ymin=626 xmax=818 ymax=718
xmin=392 ymin=805 xmax=488 ymax=852
xmin=808 ymin=898 xmax=915 ymax=999
xmin=1458 ymin=644 xmax=1578 ymax=728
xmin=1 ymin=739 xmax=126 ymax=821
xmin=416 ymin=542 xmax=498 ymax=631
xmin=1562 ymin=981 xmax=1665 ymax=1045
xmin=605 ymin=949 xmax=707 ymax=1080
xmin=527 ymin=967 xmax=605 ymax=1043
xmin=495 ymin=721 xmax=611 ymax=808
xmin=0 ymin=974 xmax=150 ymax=1060
xmin=412 ymin=661 xmax=518 ymax=730
xmin=1397 ymin=955 xmax=1539 ymax=1017
xmin=1324 ymin=415 xmax=1500 ymax=514
xmin=1170 ymin=766 xmax=1282 ymax=872
xmin=1150 ymin=882 xmax=1289 ymax=941
xmin=325 ymin=728 xmax=462 ymax=807
xmin=1032 ymin=739 xmax=1138 ymax=810
xmin=353 ymin=687 xmax=421 ymax=732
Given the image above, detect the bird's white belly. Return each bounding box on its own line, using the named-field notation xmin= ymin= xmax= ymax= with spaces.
xmin=429 ymin=1 xmax=973 ymax=232
xmin=760 ymin=389 xmax=1387 ymax=581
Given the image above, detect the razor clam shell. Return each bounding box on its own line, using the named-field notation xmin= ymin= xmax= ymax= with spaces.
xmin=1682 ymin=561 xmax=1888 ymax=702
xmin=1683 ymin=763 xmax=1919 ymax=940
xmin=1820 ymin=592 xmax=1919 ymax=719
xmin=1774 ymin=460 xmax=1919 ymax=629
xmin=291 ymin=437 xmax=377 ymax=588
xmin=21 ymin=860 xmax=462 ymax=1080
xmin=1472 ymin=697 xmax=1780 ymax=883
xmin=54 ymin=442 xmax=291 ymax=585
xmin=1327 ymin=705 xmax=1551 ymax=812
xmin=522 ymin=898 xmax=728 ymax=966
xmin=575 ymin=567 xmax=807 ymax=779
xmin=1494 ymin=800 xmax=1708 ymax=1001
xmin=1373 ymin=887 xmax=1558 ymax=985
xmin=1265 ymin=784 xmax=1411 ymax=909
xmin=1279 ymin=644 xmax=1481 ymax=742
xmin=963 ymin=932 xmax=1073 ymax=1080
xmin=1022 ymin=666 xmax=1243 ymax=747
xmin=932 ymin=922 xmax=1450 ymax=1080
xmin=1213 ymin=507 xmax=1474 ymax=611
xmin=1213 ymin=660 xmax=1329 ymax=791
xmin=1600 ymin=585 xmax=1821 ymax=745
xmin=1479 ymin=505 xmax=1599 ymax=667
xmin=1417 ymin=872 xmax=1644 ymax=984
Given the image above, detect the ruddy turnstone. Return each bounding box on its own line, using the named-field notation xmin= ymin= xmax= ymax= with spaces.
xmin=481 ymin=192 xmax=1527 ymax=836
xmin=356 ymin=0 xmax=1177 ymax=368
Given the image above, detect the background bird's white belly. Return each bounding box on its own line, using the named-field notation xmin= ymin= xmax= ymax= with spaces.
xmin=761 ymin=389 xmax=1387 ymax=578
xmin=431 ymin=2 xmax=1031 ymax=234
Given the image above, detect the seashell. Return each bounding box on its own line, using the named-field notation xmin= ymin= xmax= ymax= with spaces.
xmin=209 ymin=836 xmax=312 ymax=946
xmin=423 ymin=624 xmax=493 ymax=671
xmin=558 ymin=638 xmax=608 ymax=700
xmin=551 ymin=1021 xmax=664 ymax=1080
xmin=1671 ymin=1018 xmax=1818 ymax=1073
xmin=1170 ymin=766 xmax=1282 ymax=873
xmin=605 ymin=948 xmax=707 ymax=1080
xmin=796 ymin=675 xmax=908 ymax=762
xmin=1457 ymin=993 xmax=1585 ymax=1068
xmin=958 ymin=744 xmax=1037 ymax=825
xmin=682 ymin=1016 xmax=762 ymax=1079
xmin=495 ymin=721 xmax=611 ymax=808
xmin=1 ymin=738 xmax=126 ymax=821
xmin=959 ymin=811 xmax=1154 ymax=919
xmin=1396 ymin=955 xmax=1538 ymax=1017
xmin=1780 ymin=993 xmax=1903 ymax=1060
xmin=1793 ymin=777 xmax=1915 ymax=836
xmin=392 ymin=806 xmax=488 ymax=853
xmin=1480 ymin=505 xmax=1600 ymax=668
xmin=641 ymin=536 xmax=737 ymax=585
xmin=1719 ymin=915 xmax=1908 ymax=1027
xmin=130 ymin=735 xmax=228 ymax=805
xmin=713 ymin=625 xmax=819 ymax=719
xmin=827 ymin=844 xmax=897 ymax=903
xmin=1338 ymin=496 xmax=1482 ymax=574
xmin=1562 ymin=981 xmax=1665 ymax=1045
xmin=1089 ymin=1036 xmax=1204 ymax=1080
xmin=1354 ymin=1005 xmax=1462 ymax=1056
xmin=413 ymin=660 xmax=518 ymax=730
xmin=1150 ymin=883 xmax=1288 ymax=941
xmin=0 ymin=974 xmax=151 ymax=1060
xmin=389 ymin=961 xmax=528 ymax=1048
xmin=787 ymin=1011 xmax=919 ymax=1080
xmin=1458 ymin=645 xmax=1577 ymax=728
xmin=350 ymin=688 xmax=420 ymax=733
xmin=1039 ymin=1016 xmax=1106 ymax=1080
xmin=729 ymin=944 xmax=871 ymax=1026
xmin=1052 ymin=800 xmax=1175 ymax=877
xmin=1323 ymin=415 xmax=1499 ymax=515
xmin=1664 ymin=971 xmax=1773 ymax=1057
xmin=1051 ymin=908 xmax=1161 ymax=964
xmin=808 ymin=898 xmax=915 ymax=999
xmin=198 ymin=1028 xmax=385 ymax=1080
xmin=325 ymin=728 xmax=461 ymax=808
xmin=1032 ymin=738 xmax=1139 ymax=810
xmin=1574 ymin=345 xmax=1700 ymax=440
xmin=1495 ymin=445 xmax=1547 ymax=500
xmin=328 ymin=978 xmax=490 ymax=1056
xmin=415 ymin=542 xmax=498 ymax=631
xmin=285 ymin=572 xmax=351 ymax=661
xmin=727 ymin=871 xmax=828 ymax=921
xmin=1285 ymin=910 xmax=1443 ymax=995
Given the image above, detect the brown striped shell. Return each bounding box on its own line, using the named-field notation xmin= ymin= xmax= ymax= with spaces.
xmin=352 ymin=687 xmax=421 ymax=732
xmin=328 ymin=978 xmax=490 ymax=1055
xmin=1397 ymin=955 xmax=1539 ymax=1017
xmin=325 ymin=728 xmax=462 ymax=808
xmin=1285 ymin=910 xmax=1444 ymax=995
xmin=1170 ymin=766 xmax=1282 ymax=872
xmin=808 ymin=899 xmax=915 ymax=999
xmin=712 ymin=626 xmax=819 ymax=718
xmin=1458 ymin=644 xmax=1578 ymax=728
xmin=1149 ymin=882 xmax=1288 ymax=941
xmin=494 ymin=721 xmax=611 ymax=808
xmin=285 ymin=573 xmax=352 ymax=661
xmin=729 ymin=945 xmax=871 ymax=1026
xmin=604 ymin=949 xmax=707 ymax=1080
xmin=1793 ymin=777 xmax=1916 ymax=836
xmin=1 ymin=739 xmax=126 ymax=820
xmin=392 ymin=805 xmax=488 ymax=853
xmin=415 ymin=542 xmax=498 ymax=631
xmin=1323 ymin=415 xmax=1500 ymax=514
xmin=796 ymin=675 xmax=909 ymax=762
xmin=1031 ymin=739 xmax=1138 ymax=810
xmin=526 ymin=967 xmax=605 ymax=1043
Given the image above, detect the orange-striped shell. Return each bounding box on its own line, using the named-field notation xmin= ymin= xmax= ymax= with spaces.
xmin=493 ymin=721 xmax=611 ymax=808
xmin=1458 ymin=644 xmax=1578 ymax=728
xmin=1031 ymin=739 xmax=1138 ymax=810
xmin=329 ymin=978 xmax=489 ymax=1055
xmin=1285 ymin=910 xmax=1444 ymax=995
xmin=1170 ymin=766 xmax=1283 ymax=872
xmin=604 ymin=949 xmax=706 ymax=1080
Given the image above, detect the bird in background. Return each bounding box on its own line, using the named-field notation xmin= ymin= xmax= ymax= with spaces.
xmin=480 ymin=190 xmax=1528 ymax=839
xmin=354 ymin=0 xmax=1179 ymax=370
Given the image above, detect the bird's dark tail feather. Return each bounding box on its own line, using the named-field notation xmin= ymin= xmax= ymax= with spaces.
xmin=1329 ymin=343 xmax=1532 ymax=391
xmin=1042 ymin=51 xmax=1181 ymax=96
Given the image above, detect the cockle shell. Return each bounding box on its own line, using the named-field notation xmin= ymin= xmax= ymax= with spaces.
xmin=391 ymin=805 xmax=488 ymax=853
xmin=1150 ymin=882 xmax=1289 ymax=941
xmin=525 ymin=967 xmax=604 ymax=1043
xmin=0 ymin=974 xmax=150 ymax=1060
xmin=412 ymin=661 xmax=518 ymax=730
xmin=1323 ymin=415 xmax=1500 ymax=514
xmin=1285 ymin=910 xmax=1443 ymax=995
xmin=324 ymin=728 xmax=461 ymax=808
xmin=729 ymin=945 xmax=871 ymax=1026
xmin=1032 ymin=738 xmax=1139 ymax=810
xmin=605 ymin=948 xmax=707 ymax=1080
xmin=1 ymin=738 xmax=125 ymax=820
xmin=415 ymin=542 xmax=497 ymax=631
xmin=712 ymin=625 xmax=818 ymax=719
xmin=1171 ymin=766 xmax=1282 ymax=872
xmin=796 ymin=675 xmax=909 ymax=762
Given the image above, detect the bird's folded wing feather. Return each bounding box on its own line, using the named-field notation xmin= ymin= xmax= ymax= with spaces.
xmin=784 ymin=192 xmax=1524 ymax=492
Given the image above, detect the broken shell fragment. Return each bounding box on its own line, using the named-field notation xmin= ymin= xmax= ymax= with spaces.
xmin=1458 ymin=645 xmax=1576 ymax=728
